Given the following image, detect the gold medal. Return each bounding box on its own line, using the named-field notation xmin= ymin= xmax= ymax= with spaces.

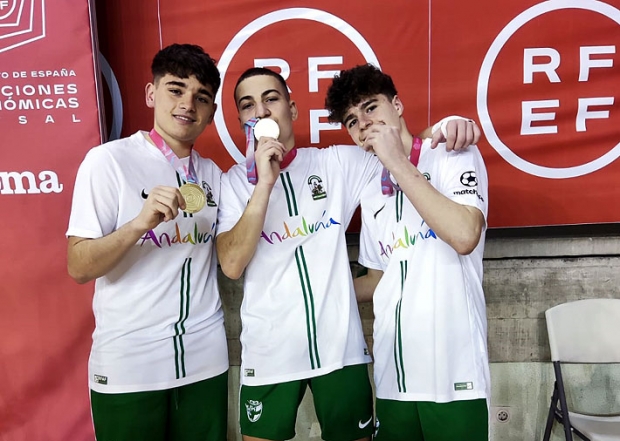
xmin=179 ymin=182 xmax=206 ymax=213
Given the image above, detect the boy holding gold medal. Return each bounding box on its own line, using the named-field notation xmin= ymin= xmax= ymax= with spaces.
xmin=66 ymin=44 xmax=228 ymax=441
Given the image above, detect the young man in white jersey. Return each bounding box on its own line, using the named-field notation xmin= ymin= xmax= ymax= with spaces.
xmin=66 ymin=44 xmax=228 ymax=441
xmin=325 ymin=64 xmax=489 ymax=441
xmin=216 ymin=67 xmax=479 ymax=441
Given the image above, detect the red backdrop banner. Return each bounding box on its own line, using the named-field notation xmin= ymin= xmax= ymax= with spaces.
xmin=97 ymin=0 xmax=620 ymax=228
xmin=0 ymin=1 xmax=102 ymax=440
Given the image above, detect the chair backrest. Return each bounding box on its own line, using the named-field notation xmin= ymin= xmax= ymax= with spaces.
xmin=545 ymin=299 xmax=620 ymax=363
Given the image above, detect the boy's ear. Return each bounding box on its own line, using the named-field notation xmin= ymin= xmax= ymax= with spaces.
xmin=392 ymin=95 xmax=404 ymax=116
xmin=290 ymin=100 xmax=299 ymax=121
xmin=207 ymin=103 xmax=218 ymax=124
xmin=145 ymin=83 xmax=155 ymax=108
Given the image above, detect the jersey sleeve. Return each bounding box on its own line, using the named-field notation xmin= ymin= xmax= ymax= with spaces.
xmin=216 ymin=164 xmax=249 ymax=235
xmin=330 ymin=145 xmax=382 ymax=216
xmin=66 ymin=147 xmax=121 ymax=239
xmin=436 ymin=144 xmax=488 ymax=221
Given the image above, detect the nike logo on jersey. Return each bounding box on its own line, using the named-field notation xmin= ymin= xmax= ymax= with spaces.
xmin=141 ymin=189 xmax=149 ymax=199
xmin=358 ymin=416 xmax=373 ymax=429
xmin=373 ymin=204 xmax=386 ymax=219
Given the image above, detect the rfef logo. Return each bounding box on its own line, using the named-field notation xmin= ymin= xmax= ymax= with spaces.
xmin=478 ymin=0 xmax=620 ymax=179
xmin=0 ymin=0 xmax=46 ymax=54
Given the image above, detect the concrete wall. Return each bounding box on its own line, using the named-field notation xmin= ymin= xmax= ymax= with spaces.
xmin=219 ymin=235 xmax=620 ymax=440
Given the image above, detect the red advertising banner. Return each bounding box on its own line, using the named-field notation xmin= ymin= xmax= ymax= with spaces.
xmin=0 ymin=1 xmax=102 ymax=440
xmin=433 ymin=0 xmax=620 ymax=227
xmin=97 ymin=0 xmax=620 ymax=228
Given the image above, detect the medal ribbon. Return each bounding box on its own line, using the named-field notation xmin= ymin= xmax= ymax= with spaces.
xmin=244 ymin=118 xmax=298 ymax=185
xmin=149 ymin=129 xmax=198 ymax=184
xmin=244 ymin=118 xmax=259 ymax=184
xmin=381 ymin=136 xmax=423 ymax=195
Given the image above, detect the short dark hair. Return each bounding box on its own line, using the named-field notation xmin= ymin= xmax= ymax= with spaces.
xmin=234 ymin=67 xmax=290 ymax=105
xmin=325 ymin=64 xmax=398 ymax=123
xmin=151 ymin=43 xmax=221 ymax=94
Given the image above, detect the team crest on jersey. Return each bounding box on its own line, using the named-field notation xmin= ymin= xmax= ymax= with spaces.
xmin=245 ymin=400 xmax=263 ymax=422
xmin=201 ymin=181 xmax=217 ymax=207
xmin=307 ymin=175 xmax=326 ymax=200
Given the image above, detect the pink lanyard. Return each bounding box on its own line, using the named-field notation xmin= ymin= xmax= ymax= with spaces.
xmin=149 ymin=129 xmax=198 ymax=184
xmin=381 ymin=136 xmax=422 ymax=195
xmin=244 ymin=118 xmax=297 ymax=184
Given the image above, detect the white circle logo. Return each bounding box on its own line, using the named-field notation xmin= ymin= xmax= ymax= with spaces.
xmin=215 ymin=8 xmax=381 ymax=162
xmin=477 ymin=0 xmax=620 ymax=179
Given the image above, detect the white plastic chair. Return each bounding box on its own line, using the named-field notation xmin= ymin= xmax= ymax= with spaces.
xmin=543 ymin=299 xmax=620 ymax=441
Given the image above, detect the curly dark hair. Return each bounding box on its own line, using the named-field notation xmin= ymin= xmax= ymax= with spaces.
xmin=233 ymin=67 xmax=290 ymax=106
xmin=325 ymin=64 xmax=398 ymax=123
xmin=151 ymin=44 xmax=221 ymax=94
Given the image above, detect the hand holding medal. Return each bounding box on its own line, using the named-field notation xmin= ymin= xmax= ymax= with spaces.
xmin=149 ymin=129 xmax=206 ymax=213
xmin=244 ymin=118 xmax=281 ymax=184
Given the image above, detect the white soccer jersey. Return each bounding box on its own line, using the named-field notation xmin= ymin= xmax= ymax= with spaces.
xmin=359 ymin=140 xmax=490 ymax=403
xmin=218 ymin=146 xmax=380 ymax=386
xmin=67 ymin=131 xmax=228 ymax=394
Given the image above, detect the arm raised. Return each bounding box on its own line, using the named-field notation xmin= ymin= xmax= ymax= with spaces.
xmin=366 ymin=126 xmax=485 ymax=255
xmin=216 ymin=182 xmax=273 ymax=280
xmin=67 ymin=186 xmax=185 ymax=283
xmin=217 ymin=138 xmax=285 ymax=279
